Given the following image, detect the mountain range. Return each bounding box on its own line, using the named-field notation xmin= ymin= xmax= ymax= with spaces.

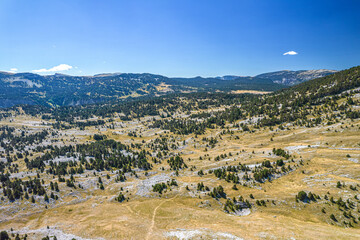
xmin=0 ymin=69 xmax=336 ymax=108
xmin=255 ymin=69 xmax=337 ymax=85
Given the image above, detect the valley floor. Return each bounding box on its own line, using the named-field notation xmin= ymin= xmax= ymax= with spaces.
xmin=1 ymin=114 xmax=360 ymax=240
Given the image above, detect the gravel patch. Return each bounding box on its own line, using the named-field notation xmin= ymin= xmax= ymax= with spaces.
xmin=348 ymin=158 xmax=359 ymax=163
xmin=164 ymin=228 xmax=243 ymax=240
xmin=46 ymin=156 xmax=78 ymax=164
xmin=2 ymin=226 xmax=103 ymax=240
xmin=285 ymin=145 xmax=308 ymax=152
xmin=234 ymin=208 xmax=251 ymax=216
xmin=330 ymin=147 xmax=360 ymax=151
xmin=136 ymin=173 xmax=171 ymax=197
xmin=10 ymin=171 xmax=37 ymax=179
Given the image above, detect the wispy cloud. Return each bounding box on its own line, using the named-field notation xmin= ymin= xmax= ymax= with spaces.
xmin=32 ymin=64 xmax=73 ymax=73
xmin=9 ymin=68 xmax=18 ymax=73
xmin=283 ymin=51 xmax=298 ymax=56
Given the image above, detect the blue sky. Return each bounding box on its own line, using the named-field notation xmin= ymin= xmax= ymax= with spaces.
xmin=0 ymin=0 xmax=359 ymax=77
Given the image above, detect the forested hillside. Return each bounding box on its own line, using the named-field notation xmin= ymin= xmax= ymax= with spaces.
xmin=8 ymin=65 xmax=357 ymax=132
xmin=256 ymin=69 xmax=336 ymax=85
xmin=0 ymin=72 xmax=283 ymax=108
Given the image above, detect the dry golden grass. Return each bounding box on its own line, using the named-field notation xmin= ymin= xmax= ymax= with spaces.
xmin=0 ymin=113 xmax=360 ymax=239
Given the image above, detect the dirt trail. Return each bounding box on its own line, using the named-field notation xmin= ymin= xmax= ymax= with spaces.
xmin=146 ymin=195 xmax=178 ymax=240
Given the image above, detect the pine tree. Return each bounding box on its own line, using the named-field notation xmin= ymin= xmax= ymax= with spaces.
xmin=55 ymin=182 xmax=59 ymax=192
xmin=44 ymin=194 xmax=49 ymax=202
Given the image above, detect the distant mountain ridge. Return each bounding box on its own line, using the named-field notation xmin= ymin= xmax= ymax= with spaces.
xmin=217 ymin=69 xmax=337 ymax=85
xmin=0 ymin=72 xmax=283 ymax=108
xmin=255 ymin=69 xmax=337 ymax=86
xmin=215 ymin=75 xmax=244 ymax=80
xmin=0 ymin=69 xmax=336 ymax=108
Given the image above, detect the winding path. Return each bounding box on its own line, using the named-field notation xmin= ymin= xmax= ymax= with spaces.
xmin=146 ymin=195 xmax=178 ymax=240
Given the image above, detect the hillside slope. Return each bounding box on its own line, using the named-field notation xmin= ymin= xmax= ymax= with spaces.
xmin=256 ymin=69 xmax=337 ymax=86
xmin=0 ymin=68 xmax=339 ymax=108
xmin=0 ymin=72 xmax=283 ymax=108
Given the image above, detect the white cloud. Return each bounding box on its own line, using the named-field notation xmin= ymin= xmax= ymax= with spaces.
xmin=283 ymin=51 xmax=298 ymax=56
xmin=9 ymin=68 xmax=18 ymax=73
xmin=32 ymin=64 xmax=73 ymax=73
